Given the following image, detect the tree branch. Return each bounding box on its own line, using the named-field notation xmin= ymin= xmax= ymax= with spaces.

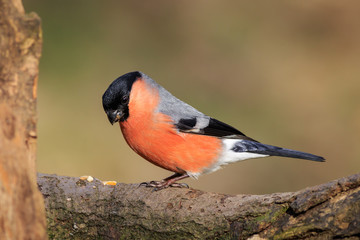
xmin=38 ymin=172 xmax=360 ymax=239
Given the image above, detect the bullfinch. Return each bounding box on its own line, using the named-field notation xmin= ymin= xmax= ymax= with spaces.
xmin=102 ymin=71 xmax=325 ymax=190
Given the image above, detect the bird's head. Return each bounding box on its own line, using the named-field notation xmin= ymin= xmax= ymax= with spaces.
xmin=102 ymin=71 xmax=141 ymax=124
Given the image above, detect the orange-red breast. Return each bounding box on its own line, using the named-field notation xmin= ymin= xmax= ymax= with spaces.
xmin=102 ymin=71 xmax=325 ymax=190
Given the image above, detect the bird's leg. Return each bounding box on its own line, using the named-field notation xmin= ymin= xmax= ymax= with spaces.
xmin=140 ymin=173 xmax=190 ymax=191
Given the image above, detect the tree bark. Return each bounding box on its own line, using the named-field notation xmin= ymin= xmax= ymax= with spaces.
xmin=38 ymin=172 xmax=360 ymax=239
xmin=0 ymin=0 xmax=47 ymax=239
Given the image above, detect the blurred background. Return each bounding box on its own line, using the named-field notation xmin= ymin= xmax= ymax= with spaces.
xmin=24 ymin=1 xmax=360 ymax=195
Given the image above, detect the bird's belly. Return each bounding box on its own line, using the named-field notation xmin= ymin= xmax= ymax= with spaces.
xmin=120 ymin=114 xmax=222 ymax=176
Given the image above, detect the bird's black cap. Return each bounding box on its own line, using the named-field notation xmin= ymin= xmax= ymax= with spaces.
xmin=102 ymin=71 xmax=142 ymax=123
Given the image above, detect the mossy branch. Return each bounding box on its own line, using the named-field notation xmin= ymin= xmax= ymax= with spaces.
xmin=38 ymin=172 xmax=360 ymax=239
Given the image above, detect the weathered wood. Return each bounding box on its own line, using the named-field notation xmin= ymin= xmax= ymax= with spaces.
xmin=38 ymin=172 xmax=360 ymax=239
xmin=0 ymin=0 xmax=47 ymax=239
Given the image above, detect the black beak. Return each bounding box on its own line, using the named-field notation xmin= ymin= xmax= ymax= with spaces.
xmin=106 ymin=110 xmax=123 ymax=125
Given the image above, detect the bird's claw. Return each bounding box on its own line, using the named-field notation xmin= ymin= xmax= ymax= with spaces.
xmin=139 ymin=180 xmax=164 ymax=188
xmin=139 ymin=180 xmax=189 ymax=191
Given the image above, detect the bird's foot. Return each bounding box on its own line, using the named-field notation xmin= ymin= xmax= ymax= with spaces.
xmin=139 ymin=180 xmax=164 ymax=188
xmin=139 ymin=173 xmax=190 ymax=191
xmin=139 ymin=180 xmax=189 ymax=191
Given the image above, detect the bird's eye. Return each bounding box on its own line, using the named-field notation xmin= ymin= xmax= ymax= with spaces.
xmin=121 ymin=95 xmax=129 ymax=104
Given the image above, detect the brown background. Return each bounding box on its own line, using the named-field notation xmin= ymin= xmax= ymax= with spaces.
xmin=24 ymin=1 xmax=360 ymax=194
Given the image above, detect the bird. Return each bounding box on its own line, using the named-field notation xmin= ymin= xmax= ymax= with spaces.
xmin=102 ymin=71 xmax=325 ymax=190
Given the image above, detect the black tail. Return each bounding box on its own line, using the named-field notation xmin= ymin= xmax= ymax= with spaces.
xmin=231 ymin=140 xmax=325 ymax=162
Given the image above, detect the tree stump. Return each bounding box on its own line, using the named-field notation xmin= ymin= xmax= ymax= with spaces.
xmin=0 ymin=0 xmax=47 ymax=239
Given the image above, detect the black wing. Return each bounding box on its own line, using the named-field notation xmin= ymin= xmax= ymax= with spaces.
xmin=175 ymin=117 xmax=257 ymax=141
